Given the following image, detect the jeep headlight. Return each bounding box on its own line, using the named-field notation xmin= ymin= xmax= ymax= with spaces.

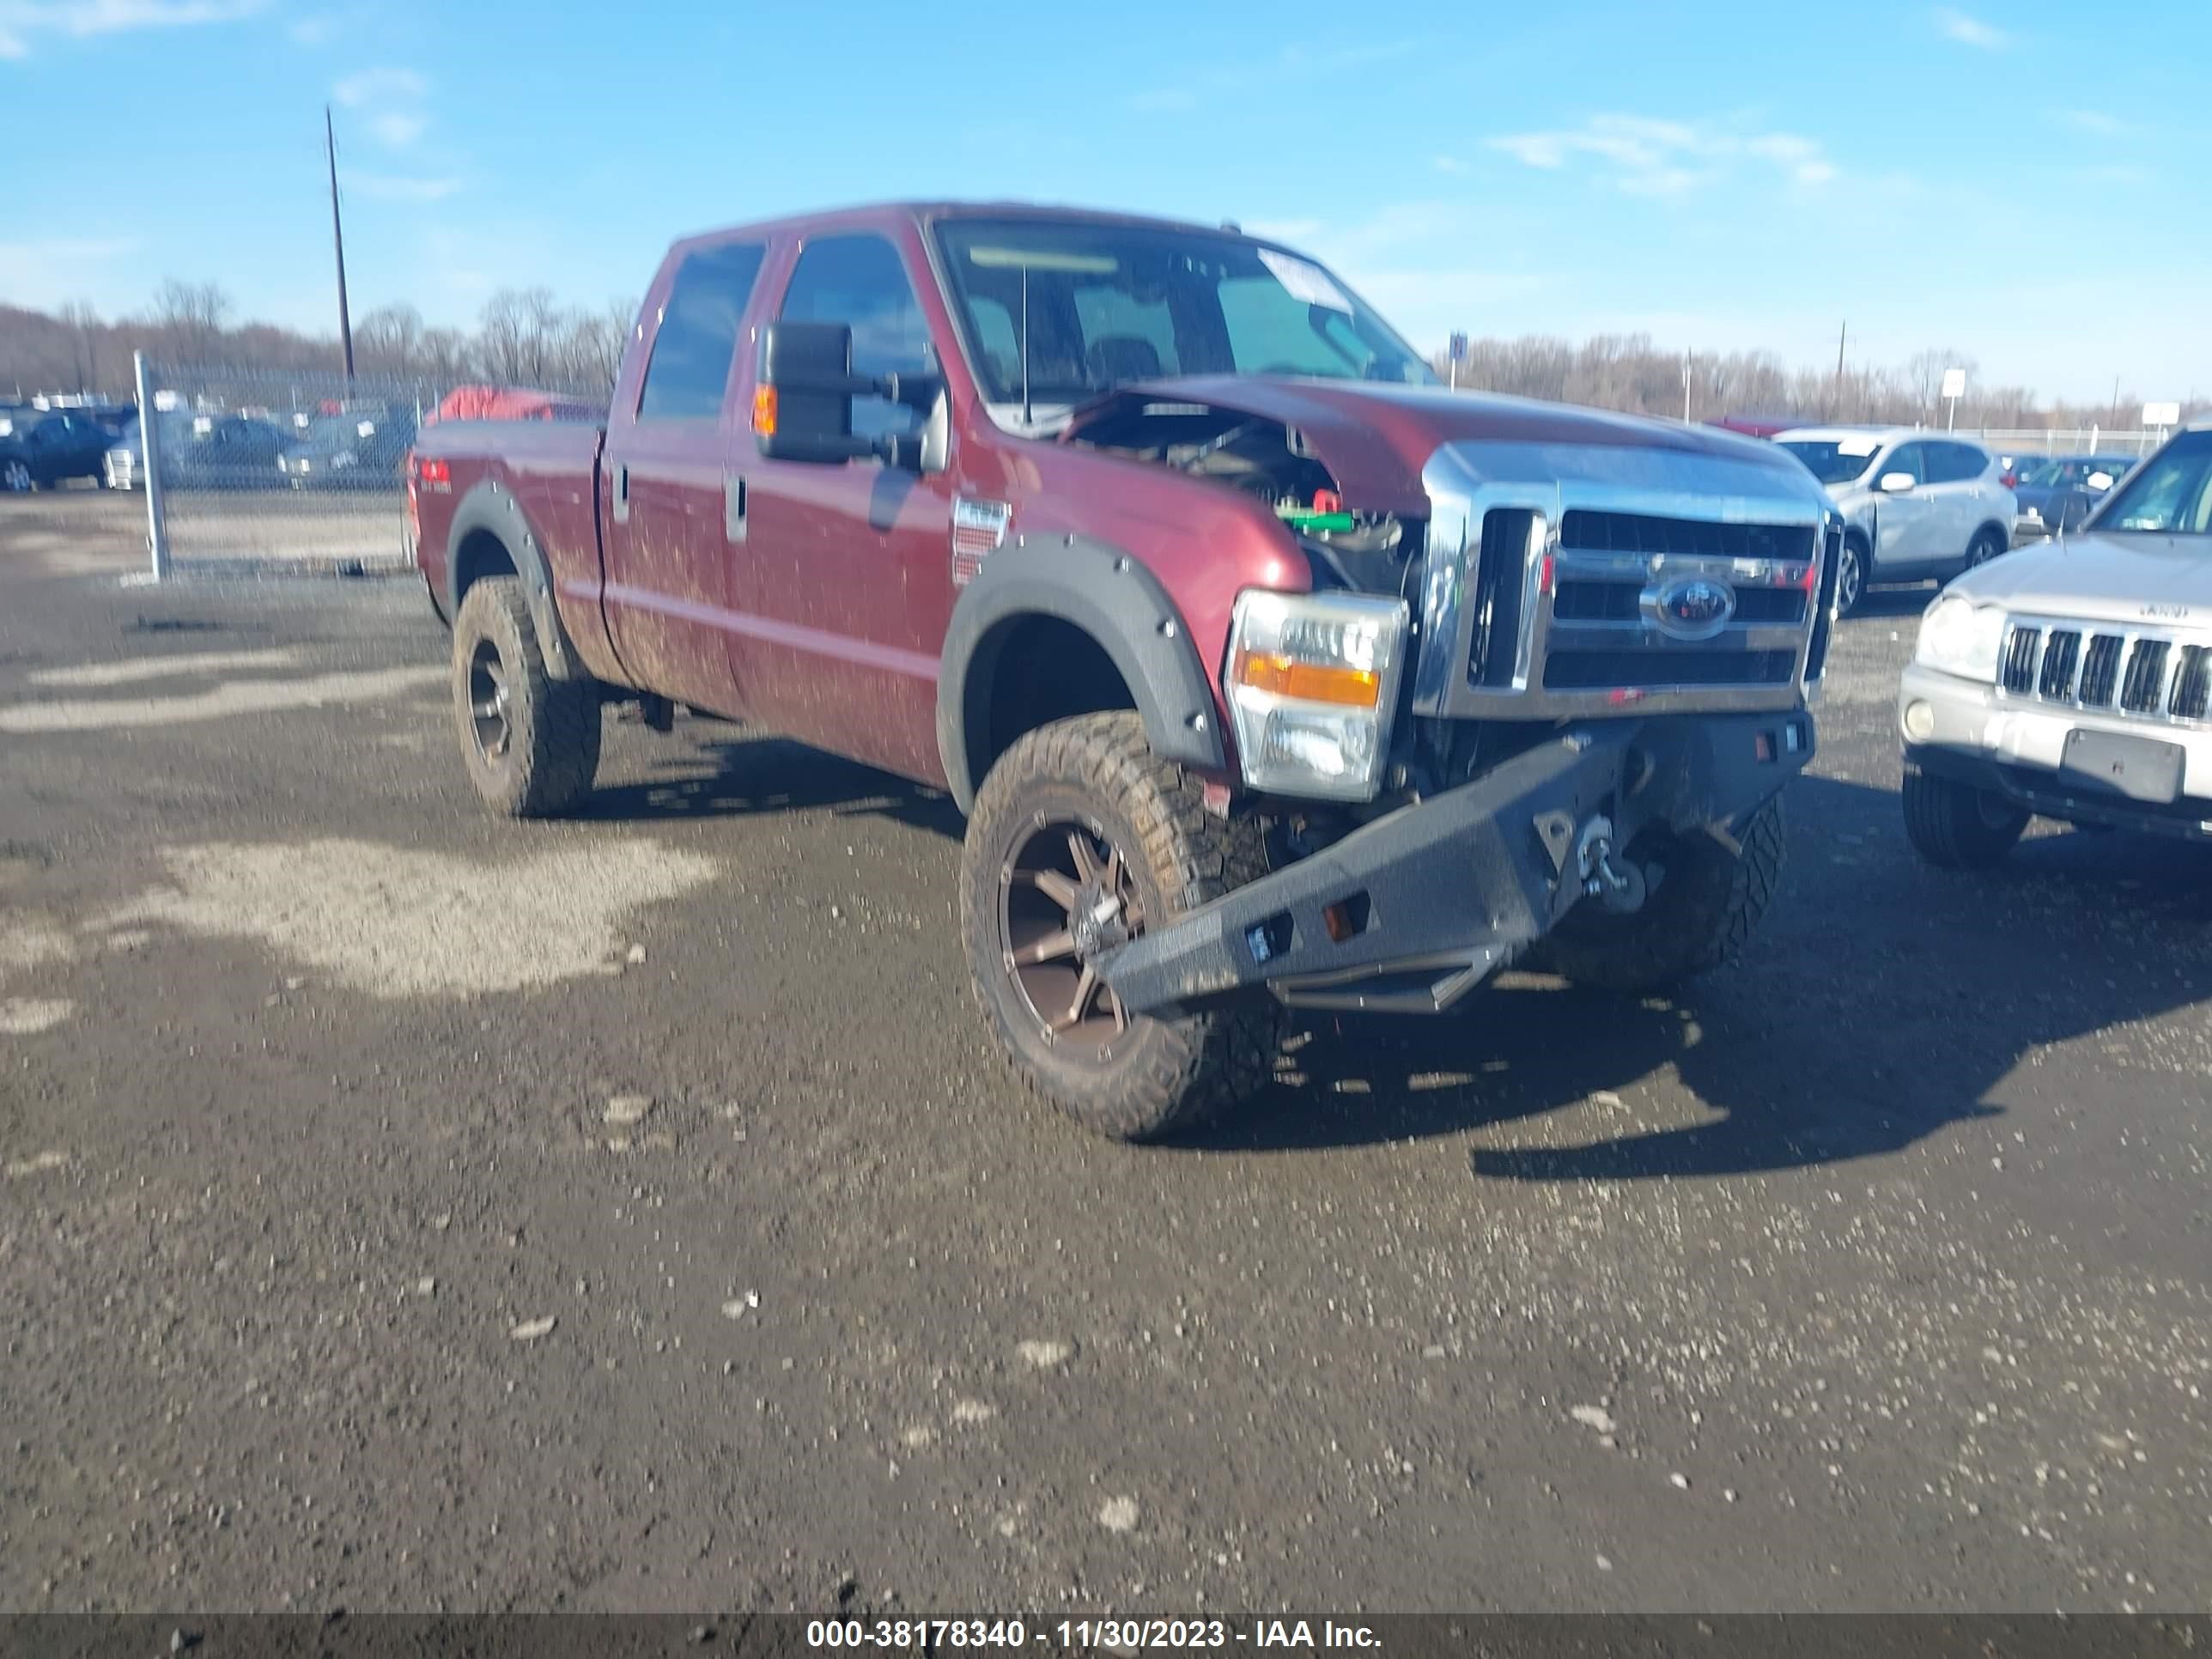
xmin=1224 ymin=590 xmax=1407 ymax=801
xmin=1915 ymin=594 xmax=2007 ymax=682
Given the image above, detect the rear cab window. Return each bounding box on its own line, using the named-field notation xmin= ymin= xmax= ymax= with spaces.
xmin=636 ymin=240 xmax=769 ymax=421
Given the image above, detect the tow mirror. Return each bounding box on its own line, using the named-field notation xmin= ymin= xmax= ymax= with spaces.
xmin=1877 ymin=471 xmax=1917 ymax=494
xmin=754 ymin=321 xmax=943 ymax=470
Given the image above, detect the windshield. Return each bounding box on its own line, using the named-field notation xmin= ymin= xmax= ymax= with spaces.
xmin=2018 ymin=457 xmax=2129 ymax=489
xmin=1778 ymin=437 xmax=1884 ymax=486
xmin=2090 ymin=430 xmax=2212 ymax=534
xmin=932 ymin=218 xmax=1433 ymax=407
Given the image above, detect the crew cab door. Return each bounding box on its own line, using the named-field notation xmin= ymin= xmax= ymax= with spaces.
xmin=1871 ymin=441 xmax=1941 ymax=566
xmin=599 ymin=238 xmax=769 ymax=714
xmin=735 ymin=230 xmax=958 ymax=786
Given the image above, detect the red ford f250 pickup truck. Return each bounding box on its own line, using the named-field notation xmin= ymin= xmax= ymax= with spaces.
xmin=410 ymin=201 xmax=1840 ymax=1141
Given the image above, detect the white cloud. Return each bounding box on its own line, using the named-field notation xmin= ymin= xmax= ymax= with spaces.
xmin=1486 ymin=113 xmax=1840 ymax=195
xmin=1935 ymin=8 xmax=2008 ymax=48
xmin=333 ymin=65 xmax=429 ymax=153
xmin=1432 ymin=155 xmax=1468 ymax=175
xmin=332 ymin=65 xmax=424 ymax=106
xmin=0 ymin=0 xmax=261 ymax=55
xmin=0 ymin=236 xmax=139 ymax=307
xmin=285 ymin=10 xmax=336 ymax=44
xmin=2056 ymin=108 xmax=2127 ymax=136
xmin=367 ymin=110 xmax=425 ymax=147
xmin=345 ymin=170 xmax=462 ymax=203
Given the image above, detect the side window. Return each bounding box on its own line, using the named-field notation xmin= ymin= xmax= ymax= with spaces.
xmin=1884 ymin=442 xmax=1929 ymax=486
xmin=636 ymin=240 xmax=767 ymax=421
xmin=780 ymin=234 xmax=933 ymax=441
xmin=1923 ymin=442 xmax=1980 ymax=485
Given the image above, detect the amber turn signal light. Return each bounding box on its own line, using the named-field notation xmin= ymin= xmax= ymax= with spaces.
xmin=1231 ymin=649 xmax=1382 ymax=708
xmin=751 ymin=386 xmax=778 ymax=437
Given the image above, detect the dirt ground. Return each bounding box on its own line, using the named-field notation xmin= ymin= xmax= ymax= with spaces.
xmin=1 ymin=492 xmax=2206 ymax=1617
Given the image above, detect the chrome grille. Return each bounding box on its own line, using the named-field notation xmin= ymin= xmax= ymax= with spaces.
xmin=1996 ymin=615 xmax=2211 ymax=730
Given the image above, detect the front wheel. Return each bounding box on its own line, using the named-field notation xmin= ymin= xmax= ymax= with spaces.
xmin=1 ymin=459 xmax=33 ymax=494
xmin=958 ymin=711 xmax=1277 ymax=1141
xmin=450 ymin=576 xmax=603 ymax=817
xmin=1901 ymin=762 xmax=2027 ymax=868
xmin=1529 ymin=795 xmax=1786 ymax=992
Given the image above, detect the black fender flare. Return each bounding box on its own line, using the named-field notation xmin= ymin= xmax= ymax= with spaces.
xmin=936 ymin=532 xmax=1229 ymax=814
xmin=445 ymin=480 xmax=586 ymax=681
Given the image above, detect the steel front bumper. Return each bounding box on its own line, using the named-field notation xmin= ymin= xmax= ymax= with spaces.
xmin=1098 ymin=709 xmax=1815 ymax=1018
xmin=1900 ymin=663 xmax=2212 ymax=840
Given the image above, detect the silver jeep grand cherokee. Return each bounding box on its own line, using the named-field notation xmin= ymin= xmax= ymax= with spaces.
xmin=1899 ymin=421 xmax=2212 ymax=865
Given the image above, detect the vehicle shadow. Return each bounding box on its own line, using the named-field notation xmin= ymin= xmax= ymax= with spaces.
xmin=1192 ymin=774 xmax=2211 ymax=1180
xmin=580 ymin=733 xmax=963 ymax=841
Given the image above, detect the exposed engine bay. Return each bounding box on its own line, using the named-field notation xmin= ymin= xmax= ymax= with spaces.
xmin=1066 ymin=398 xmax=1419 ymax=595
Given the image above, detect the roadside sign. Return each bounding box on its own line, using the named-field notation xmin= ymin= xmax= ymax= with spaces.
xmin=1449 ymin=331 xmax=1468 ymax=363
xmin=1941 ymin=368 xmax=1966 ymax=399
xmin=2142 ymin=401 xmax=2181 ymax=427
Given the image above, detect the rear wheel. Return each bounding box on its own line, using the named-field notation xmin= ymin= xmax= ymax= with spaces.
xmin=1530 ymin=795 xmax=1786 ymax=992
xmin=959 ymin=711 xmax=1276 ymax=1141
xmin=1901 ymin=762 xmax=2027 ymax=868
xmin=1966 ymin=525 xmax=2006 ymax=568
xmin=450 ymin=576 xmax=602 ymax=817
xmin=1 ymin=459 xmax=33 ymax=494
xmin=1835 ymin=535 xmax=1868 ymax=617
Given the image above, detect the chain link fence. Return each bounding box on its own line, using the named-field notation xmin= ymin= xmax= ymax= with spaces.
xmin=126 ymin=356 xmax=605 ymax=579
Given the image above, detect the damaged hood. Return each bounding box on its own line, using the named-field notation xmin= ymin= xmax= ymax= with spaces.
xmin=1066 ymin=375 xmax=1808 ymax=516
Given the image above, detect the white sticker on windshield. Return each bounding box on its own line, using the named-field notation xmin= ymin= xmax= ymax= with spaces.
xmin=1838 ymin=435 xmax=1881 ymax=456
xmin=1258 ymin=248 xmax=1352 ymax=314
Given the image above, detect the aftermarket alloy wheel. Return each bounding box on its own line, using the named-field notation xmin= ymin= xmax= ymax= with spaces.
xmin=959 ymin=711 xmax=1276 ymax=1142
xmin=1901 ymin=762 xmax=2027 ymax=868
xmin=1 ymin=459 xmax=32 ymax=494
xmin=449 ymin=576 xmax=603 ymax=817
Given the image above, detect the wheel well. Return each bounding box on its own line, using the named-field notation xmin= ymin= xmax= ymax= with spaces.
xmin=970 ymin=615 xmax=1137 ymax=787
xmin=1976 ymin=519 xmax=2010 ymax=548
xmin=452 ymin=527 xmax=517 ymax=605
xmin=1843 ymin=526 xmax=1870 ymax=551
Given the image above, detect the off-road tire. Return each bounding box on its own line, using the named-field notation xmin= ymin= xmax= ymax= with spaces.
xmin=451 ymin=576 xmax=602 ymax=818
xmin=959 ymin=711 xmax=1277 ymax=1142
xmin=1530 ymin=794 xmax=1786 ymax=992
xmin=1901 ymin=761 xmax=2027 ymax=868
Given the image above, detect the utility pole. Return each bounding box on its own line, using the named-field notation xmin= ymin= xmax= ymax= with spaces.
xmin=326 ymin=106 xmax=356 ymax=383
xmin=1681 ymin=351 xmax=1692 ymax=423
xmin=1832 ymin=320 xmax=1847 ymax=417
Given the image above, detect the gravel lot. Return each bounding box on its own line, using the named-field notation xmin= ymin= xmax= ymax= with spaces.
xmin=1 ymin=492 xmax=2206 ymax=1617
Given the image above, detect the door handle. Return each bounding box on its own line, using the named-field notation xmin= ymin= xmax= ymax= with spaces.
xmin=725 ymin=473 xmax=747 ymax=544
xmin=612 ymin=462 xmax=631 ymax=524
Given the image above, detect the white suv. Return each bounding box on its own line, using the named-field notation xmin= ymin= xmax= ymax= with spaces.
xmin=1774 ymin=426 xmax=2017 ymax=615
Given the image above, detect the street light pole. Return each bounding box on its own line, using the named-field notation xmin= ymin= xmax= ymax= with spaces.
xmin=326 ymin=106 xmax=356 ymax=384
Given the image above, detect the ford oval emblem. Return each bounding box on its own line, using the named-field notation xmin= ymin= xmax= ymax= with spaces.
xmin=1650 ymin=577 xmax=1736 ymax=641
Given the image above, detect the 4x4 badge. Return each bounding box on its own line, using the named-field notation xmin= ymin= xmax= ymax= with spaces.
xmin=951 ymin=497 xmax=1011 ymax=586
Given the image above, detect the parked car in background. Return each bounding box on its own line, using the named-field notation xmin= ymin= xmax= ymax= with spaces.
xmin=1774 ymin=426 xmax=2016 ymax=615
xmin=1899 ymin=421 xmax=2211 ymax=864
xmin=0 ymin=407 xmax=113 ymax=492
xmin=2009 ymin=453 xmax=2136 ymax=541
xmin=278 ymin=409 xmax=419 ymax=489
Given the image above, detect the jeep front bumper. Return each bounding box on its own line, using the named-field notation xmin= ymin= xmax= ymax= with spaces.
xmin=1097 ymin=709 xmax=1814 ymax=1018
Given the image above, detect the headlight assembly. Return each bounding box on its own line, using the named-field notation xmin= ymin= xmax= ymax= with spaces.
xmin=1223 ymin=590 xmax=1407 ymax=800
xmin=1914 ymin=594 xmax=2008 ymax=683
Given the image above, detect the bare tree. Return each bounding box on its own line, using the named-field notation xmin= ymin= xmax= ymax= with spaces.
xmin=56 ymin=301 xmax=102 ymax=392
xmin=149 ymin=279 xmax=234 ymax=363
xmin=354 ymin=304 xmax=426 ymax=377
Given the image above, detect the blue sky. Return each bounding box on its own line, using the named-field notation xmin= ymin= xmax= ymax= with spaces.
xmin=3 ymin=0 xmax=2204 ymax=404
